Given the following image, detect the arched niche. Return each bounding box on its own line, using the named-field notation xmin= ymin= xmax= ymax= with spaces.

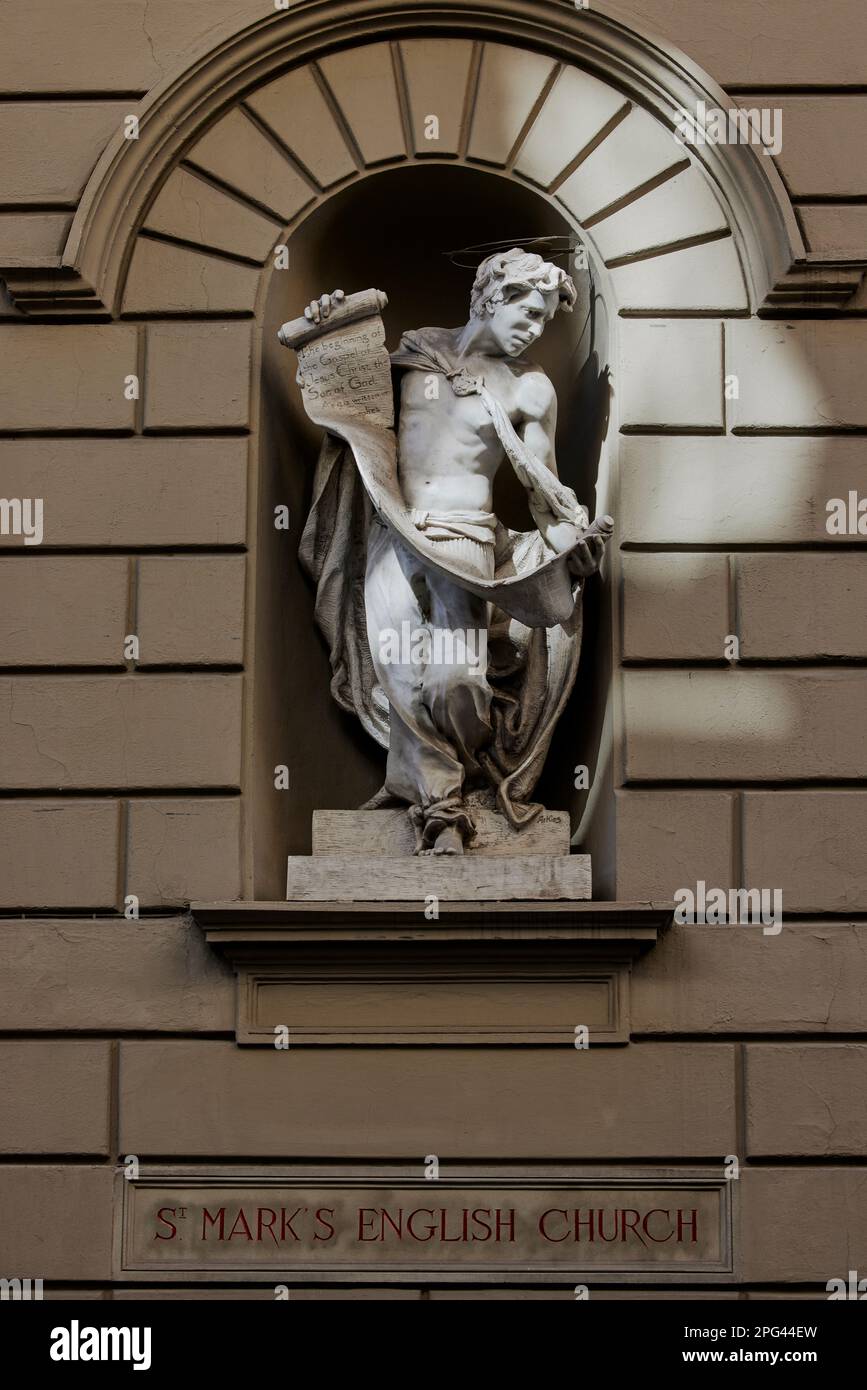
xmin=255 ymin=161 xmax=614 ymax=892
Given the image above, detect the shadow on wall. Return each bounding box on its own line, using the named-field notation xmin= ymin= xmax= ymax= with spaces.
xmin=255 ymin=163 xmax=611 ymax=894
xmin=613 ymin=332 xmax=859 ymax=907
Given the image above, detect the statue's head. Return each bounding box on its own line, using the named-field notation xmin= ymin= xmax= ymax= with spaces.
xmin=470 ymin=248 xmax=577 ymax=357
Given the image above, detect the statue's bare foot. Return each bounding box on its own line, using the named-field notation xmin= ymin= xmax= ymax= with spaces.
xmin=431 ymin=824 xmax=465 ymax=856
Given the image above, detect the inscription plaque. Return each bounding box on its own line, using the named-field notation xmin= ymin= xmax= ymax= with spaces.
xmin=119 ymin=1173 xmax=734 ymax=1284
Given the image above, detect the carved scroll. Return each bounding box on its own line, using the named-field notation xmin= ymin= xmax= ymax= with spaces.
xmin=277 ymin=289 xmax=393 ymax=429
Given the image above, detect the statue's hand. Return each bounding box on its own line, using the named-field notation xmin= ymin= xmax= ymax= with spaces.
xmin=566 ymin=516 xmax=613 ymax=578
xmin=304 ymin=289 xmax=345 ymax=324
xmin=566 ymin=533 xmax=606 ymax=578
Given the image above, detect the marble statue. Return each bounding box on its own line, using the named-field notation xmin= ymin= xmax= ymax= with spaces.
xmin=280 ymin=249 xmax=611 ymax=856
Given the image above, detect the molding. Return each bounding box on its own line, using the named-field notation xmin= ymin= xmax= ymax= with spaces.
xmin=192 ymin=898 xmax=673 ymax=931
xmin=116 ymin=1165 xmax=735 ymax=1284
xmin=1 ymin=265 xmax=107 ymax=318
xmin=192 ymin=900 xmax=672 ymax=1048
xmin=2 ymin=0 xmax=851 ymax=318
xmin=763 ymin=257 xmax=867 ymax=315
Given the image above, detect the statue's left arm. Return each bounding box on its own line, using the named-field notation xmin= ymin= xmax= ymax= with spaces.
xmin=520 ymin=379 xmax=607 ymax=578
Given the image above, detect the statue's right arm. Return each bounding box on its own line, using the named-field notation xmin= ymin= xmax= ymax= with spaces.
xmin=303 ymin=288 xmax=345 ymax=324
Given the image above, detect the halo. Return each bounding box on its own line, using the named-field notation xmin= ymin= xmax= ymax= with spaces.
xmin=443 ymin=235 xmax=586 ymax=270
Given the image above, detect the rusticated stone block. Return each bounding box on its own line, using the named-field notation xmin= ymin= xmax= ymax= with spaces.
xmin=0 ymin=801 xmax=120 ymax=909
xmin=0 ymin=1166 xmax=113 ymax=1279
xmin=743 ymin=791 xmax=867 ymax=912
xmin=136 ymin=555 xmax=246 ymax=666
xmin=126 ymin=798 xmax=242 ymax=907
xmin=619 ymin=436 xmax=867 ymax=545
xmin=118 ymin=1041 xmax=735 ymax=1158
xmin=615 ymin=790 xmax=735 ymax=901
xmin=619 ymin=320 xmax=724 ymax=429
xmin=145 ymin=322 xmax=253 ymax=431
xmin=0 ymin=438 xmax=247 ymax=548
xmin=738 ymin=554 xmax=867 ymax=659
xmin=621 ymin=554 xmax=730 ymax=661
xmin=624 ymin=669 xmax=867 ymax=781
xmin=0 ymin=556 xmax=128 ymax=666
xmin=728 ymin=320 xmax=867 ymax=430
xmin=746 ymin=1045 xmax=867 ymax=1157
xmin=0 ymin=675 xmax=242 ymax=789
xmin=632 ymin=923 xmax=867 ymax=1036
xmin=741 ymin=1168 xmax=867 ymax=1282
xmin=0 ymin=1041 xmax=111 ymax=1154
xmin=0 ymin=920 xmax=233 ymax=1033
xmin=0 ymin=325 xmax=136 ymax=431
xmin=0 ymin=101 xmax=128 ymax=202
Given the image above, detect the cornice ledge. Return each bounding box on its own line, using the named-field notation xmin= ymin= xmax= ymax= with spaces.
xmin=3 ymin=265 xmax=110 ymax=319
xmin=759 ymin=256 xmax=867 ymax=316
xmin=191 ymin=897 xmax=675 ymax=1046
xmin=192 ymin=898 xmax=674 ymax=949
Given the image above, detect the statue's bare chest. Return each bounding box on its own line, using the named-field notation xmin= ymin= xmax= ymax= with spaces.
xmin=457 ymin=358 xmax=526 ymax=419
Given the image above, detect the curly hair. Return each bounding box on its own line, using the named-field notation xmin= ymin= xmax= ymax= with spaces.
xmin=470 ymin=247 xmax=578 ymax=318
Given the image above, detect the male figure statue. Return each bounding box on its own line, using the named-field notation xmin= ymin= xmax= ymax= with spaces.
xmin=297 ymin=249 xmax=609 ymax=855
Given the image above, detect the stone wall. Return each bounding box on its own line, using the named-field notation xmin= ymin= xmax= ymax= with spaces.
xmin=0 ymin=1 xmax=865 ymax=1298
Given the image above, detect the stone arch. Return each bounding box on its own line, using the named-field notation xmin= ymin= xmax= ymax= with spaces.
xmin=118 ymin=36 xmax=750 ymax=321
xmin=6 ymin=0 xmax=837 ymax=320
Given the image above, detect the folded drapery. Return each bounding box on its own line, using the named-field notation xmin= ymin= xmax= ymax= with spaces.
xmin=410 ymin=508 xmax=498 ymax=546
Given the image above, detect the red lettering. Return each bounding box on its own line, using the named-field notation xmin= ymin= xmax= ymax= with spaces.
xmin=440 ymin=1208 xmax=465 ymax=1243
xmin=620 ymin=1209 xmax=647 ymax=1247
xmin=597 ymin=1209 xmax=619 ymax=1242
xmin=539 ymin=1209 xmax=569 ymax=1242
xmin=228 ymin=1207 xmax=254 ymax=1241
xmin=357 ymin=1208 xmax=378 ymax=1241
xmin=643 ymin=1208 xmax=672 ymax=1243
xmin=154 ymin=1207 xmax=177 ymax=1241
xmin=574 ymin=1209 xmax=595 ymax=1241
xmin=280 ymin=1207 xmax=306 ymax=1241
xmin=406 ymin=1208 xmax=435 ymax=1241
xmin=201 ymin=1207 xmax=225 ymax=1241
xmin=314 ymin=1207 xmax=335 ymax=1242
xmin=495 ymin=1209 xmax=516 ymax=1242
xmin=257 ymin=1207 xmax=278 ymax=1246
xmin=381 ymin=1208 xmax=404 ymax=1241
xmin=471 ymin=1209 xmax=493 ymax=1242
xmin=677 ymin=1208 xmax=698 ymax=1244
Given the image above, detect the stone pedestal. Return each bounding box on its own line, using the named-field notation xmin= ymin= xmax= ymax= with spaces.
xmin=312 ymin=807 xmax=571 ymax=856
xmin=286 ymin=853 xmax=592 ymax=901
xmin=288 ymin=808 xmax=591 ymax=902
